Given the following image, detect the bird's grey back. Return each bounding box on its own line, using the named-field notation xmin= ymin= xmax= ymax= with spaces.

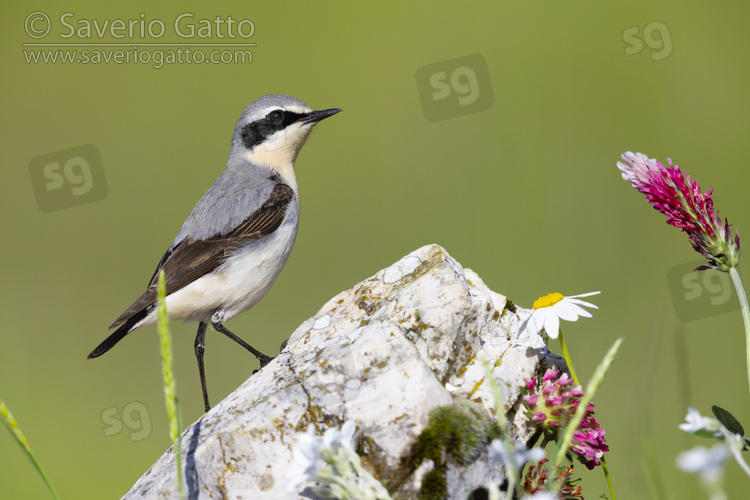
xmin=174 ymin=158 xmax=285 ymax=243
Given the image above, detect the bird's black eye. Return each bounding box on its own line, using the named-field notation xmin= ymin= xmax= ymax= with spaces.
xmin=267 ymin=110 xmax=284 ymax=124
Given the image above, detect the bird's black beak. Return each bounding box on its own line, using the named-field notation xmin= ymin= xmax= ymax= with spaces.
xmin=302 ymin=108 xmax=342 ymax=124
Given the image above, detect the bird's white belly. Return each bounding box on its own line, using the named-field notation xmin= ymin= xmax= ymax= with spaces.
xmin=138 ymin=215 xmax=299 ymax=327
xmin=211 ymin=219 xmax=298 ymax=320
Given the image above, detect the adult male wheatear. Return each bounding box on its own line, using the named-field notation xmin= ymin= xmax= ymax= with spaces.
xmin=88 ymin=94 xmax=341 ymax=412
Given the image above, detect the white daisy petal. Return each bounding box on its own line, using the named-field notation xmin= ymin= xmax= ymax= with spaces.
xmin=552 ymin=302 xmax=583 ymax=321
xmin=516 ymin=308 xmax=531 ymax=322
xmin=568 ymin=291 xmax=601 ymax=299
xmin=532 ymin=313 xmax=548 ymax=335
xmin=563 ymin=302 xmax=595 ymax=319
xmin=518 ymin=309 xmax=544 ymax=337
xmin=543 ymin=312 xmax=560 ymax=339
xmin=566 ymin=298 xmax=599 ymax=310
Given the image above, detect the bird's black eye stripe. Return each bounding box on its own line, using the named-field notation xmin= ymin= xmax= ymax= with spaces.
xmin=265 ymin=110 xmax=307 ymax=129
xmin=241 ymin=110 xmax=311 ymax=150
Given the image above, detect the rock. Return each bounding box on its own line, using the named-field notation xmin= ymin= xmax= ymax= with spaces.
xmin=121 ymin=244 xmax=560 ymax=500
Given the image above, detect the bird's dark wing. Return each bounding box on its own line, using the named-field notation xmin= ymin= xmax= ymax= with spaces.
xmin=108 ymin=183 xmax=294 ymax=330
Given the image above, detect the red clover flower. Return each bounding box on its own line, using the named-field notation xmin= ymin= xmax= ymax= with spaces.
xmin=522 ymin=368 xmax=609 ymax=470
xmin=617 ymin=151 xmax=740 ymax=272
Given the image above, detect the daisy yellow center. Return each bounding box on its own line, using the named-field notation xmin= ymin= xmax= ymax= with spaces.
xmin=533 ymin=292 xmax=564 ymax=309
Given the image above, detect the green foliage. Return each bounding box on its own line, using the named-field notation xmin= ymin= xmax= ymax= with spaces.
xmin=419 ymin=467 xmax=448 ymax=500
xmin=404 ymin=400 xmax=500 ymax=500
xmin=711 ymin=405 xmax=745 ymax=437
xmin=418 ymin=400 xmax=497 ymax=466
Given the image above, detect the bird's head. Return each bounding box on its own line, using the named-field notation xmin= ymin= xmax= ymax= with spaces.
xmin=232 ymin=94 xmax=341 ymax=173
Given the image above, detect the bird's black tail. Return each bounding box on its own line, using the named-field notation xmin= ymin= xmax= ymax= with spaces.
xmin=87 ymin=310 xmax=148 ymax=359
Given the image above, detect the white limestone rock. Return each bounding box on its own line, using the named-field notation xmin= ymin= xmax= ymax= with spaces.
xmin=122 ymin=244 xmax=561 ymax=500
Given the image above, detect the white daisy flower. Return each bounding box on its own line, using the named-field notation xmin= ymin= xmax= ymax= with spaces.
xmin=518 ymin=292 xmax=600 ymax=339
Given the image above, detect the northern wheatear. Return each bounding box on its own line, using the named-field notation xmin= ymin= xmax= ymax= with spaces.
xmin=88 ymin=95 xmax=341 ymax=411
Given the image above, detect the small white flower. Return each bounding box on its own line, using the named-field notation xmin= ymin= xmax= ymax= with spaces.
xmin=488 ymin=439 xmax=545 ymax=470
xmin=676 ymin=444 xmax=732 ymax=482
xmin=487 ymin=440 xmax=547 ymax=500
xmin=288 ymin=422 xmax=357 ymax=491
xmin=287 ymin=421 xmax=393 ymax=499
xmin=679 ymin=407 xmax=720 ymax=435
xmin=521 ymin=492 xmax=558 ymax=500
xmin=323 ymin=420 xmax=356 ymax=453
xmin=518 ymin=292 xmax=600 ymax=339
xmin=287 ymin=424 xmax=327 ymax=491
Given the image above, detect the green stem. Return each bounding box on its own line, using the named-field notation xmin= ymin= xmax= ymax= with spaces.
xmin=501 ymin=439 xmax=517 ymax=500
xmin=479 ymin=354 xmax=507 ymax=429
xmin=729 ymin=267 xmax=750 ymax=397
xmin=157 ymin=271 xmax=183 ymax=500
xmin=0 ymin=399 xmax=61 ymax=500
xmin=728 ymin=439 xmax=750 ymax=477
xmin=557 ymin=331 xmax=618 ymax=500
xmin=557 ymin=330 xmax=579 ymax=386
xmin=601 ymin=456 xmax=616 ymax=500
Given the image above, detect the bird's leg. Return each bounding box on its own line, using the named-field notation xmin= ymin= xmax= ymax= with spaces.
xmin=194 ymin=322 xmax=211 ymax=412
xmin=211 ymin=321 xmax=274 ymax=368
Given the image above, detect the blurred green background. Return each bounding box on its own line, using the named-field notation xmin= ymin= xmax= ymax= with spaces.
xmin=3 ymin=1 xmax=750 ymax=498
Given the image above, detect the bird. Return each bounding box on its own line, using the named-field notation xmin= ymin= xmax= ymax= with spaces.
xmin=87 ymin=94 xmax=341 ymax=412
